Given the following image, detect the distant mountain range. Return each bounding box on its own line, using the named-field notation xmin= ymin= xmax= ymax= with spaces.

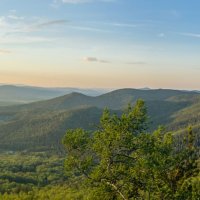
xmin=0 ymin=84 xmax=199 ymax=107
xmin=0 ymin=88 xmax=200 ymax=151
xmin=193 ymin=90 xmax=200 ymax=93
xmin=0 ymin=85 xmax=110 ymax=106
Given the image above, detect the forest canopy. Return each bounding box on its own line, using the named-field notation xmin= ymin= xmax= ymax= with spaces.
xmin=0 ymin=100 xmax=199 ymax=200
xmin=63 ymin=100 xmax=200 ymax=200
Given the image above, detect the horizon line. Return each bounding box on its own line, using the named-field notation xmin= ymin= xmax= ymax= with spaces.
xmin=0 ymin=83 xmax=199 ymax=92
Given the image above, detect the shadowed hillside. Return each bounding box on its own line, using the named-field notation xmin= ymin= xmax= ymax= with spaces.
xmin=0 ymin=88 xmax=200 ymax=151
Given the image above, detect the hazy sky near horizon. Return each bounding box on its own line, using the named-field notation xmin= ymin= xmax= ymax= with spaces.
xmin=0 ymin=0 xmax=200 ymax=89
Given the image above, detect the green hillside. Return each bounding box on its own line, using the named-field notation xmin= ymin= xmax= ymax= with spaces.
xmin=0 ymin=89 xmax=200 ymax=151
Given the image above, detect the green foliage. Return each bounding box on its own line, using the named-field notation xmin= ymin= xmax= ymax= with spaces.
xmin=1 ymin=88 xmax=200 ymax=152
xmin=0 ymin=152 xmax=67 ymax=194
xmin=1 ymin=95 xmax=200 ymax=199
xmin=0 ymin=186 xmax=85 ymax=200
xmin=63 ymin=100 xmax=200 ymax=200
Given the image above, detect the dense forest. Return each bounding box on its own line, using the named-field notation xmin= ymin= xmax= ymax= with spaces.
xmin=0 ymin=97 xmax=199 ymax=199
xmin=1 ymin=89 xmax=200 ymax=152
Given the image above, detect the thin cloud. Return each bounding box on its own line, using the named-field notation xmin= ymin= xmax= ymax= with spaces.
xmin=0 ymin=13 xmax=84 ymax=45
xmin=51 ymin=0 xmax=116 ymax=6
xmin=83 ymin=57 xmax=146 ymax=65
xmin=0 ymin=36 xmax=55 ymax=45
xmin=0 ymin=17 xmax=7 ymax=27
xmin=7 ymin=15 xmax=24 ymax=20
xmin=1 ymin=16 xmax=69 ymax=36
xmin=62 ymin=0 xmax=92 ymax=3
xmin=106 ymin=22 xmax=142 ymax=28
xmin=83 ymin=57 xmax=98 ymax=62
xmin=158 ymin=33 xmax=165 ymax=38
xmin=22 ymin=20 xmax=69 ymax=33
xmin=179 ymin=32 xmax=200 ymax=38
xmin=61 ymin=0 xmax=115 ymax=4
xmin=67 ymin=25 xmax=111 ymax=33
xmin=125 ymin=61 xmax=147 ymax=65
xmin=6 ymin=19 xmax=108 ymax=34
xmin=86 ymin=21 xmax=154 ymax=30
xmin=35 ymin=20 xmax=69 ymax=28
xmin=83 ymin=57 xmax=110 ymax=63
xmin=0 ymin=49 xmax=11 ymax=54
xmin=99 ymin=59 xmax=110 ymax=63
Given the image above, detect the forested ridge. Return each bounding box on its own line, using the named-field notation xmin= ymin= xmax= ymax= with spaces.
xmin=1 ymin=89 xmax=200 ymax=151
xmin=0 ymin=90 xmax=200 ymax=199
xmin=0 ymin=101 xmax=199 ymax=199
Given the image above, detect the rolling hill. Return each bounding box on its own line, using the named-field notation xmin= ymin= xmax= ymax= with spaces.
xmin=0 ymin=85 xmax=109 ymax=106
xmin=0 ymin=88 xmax=200 ymax=151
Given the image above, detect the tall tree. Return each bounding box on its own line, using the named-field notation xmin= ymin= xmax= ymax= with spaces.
xmin=63 ymin=100 xmax=200 ymax=200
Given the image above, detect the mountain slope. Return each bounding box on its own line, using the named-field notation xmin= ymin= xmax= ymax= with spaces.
xmin=0 ymin=88 xmax=200 ymax=151
xmin=0 ymin=106 xmax=103 ymax=151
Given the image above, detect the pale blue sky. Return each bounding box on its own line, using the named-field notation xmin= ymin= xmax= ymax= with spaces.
xmin=0 ymin=0 xmax=199 ymax=89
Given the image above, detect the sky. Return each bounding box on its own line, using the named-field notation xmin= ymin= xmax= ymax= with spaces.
xmin=0 ymin=0 xmax=200 ymax=89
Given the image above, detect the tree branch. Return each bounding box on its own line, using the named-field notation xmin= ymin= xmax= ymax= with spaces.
xmin=101 ymin=179 xmax=127 ymax=200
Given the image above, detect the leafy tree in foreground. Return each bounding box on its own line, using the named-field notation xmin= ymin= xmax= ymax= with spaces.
xmin=63 ymin=100 xmax=200 ymax=200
